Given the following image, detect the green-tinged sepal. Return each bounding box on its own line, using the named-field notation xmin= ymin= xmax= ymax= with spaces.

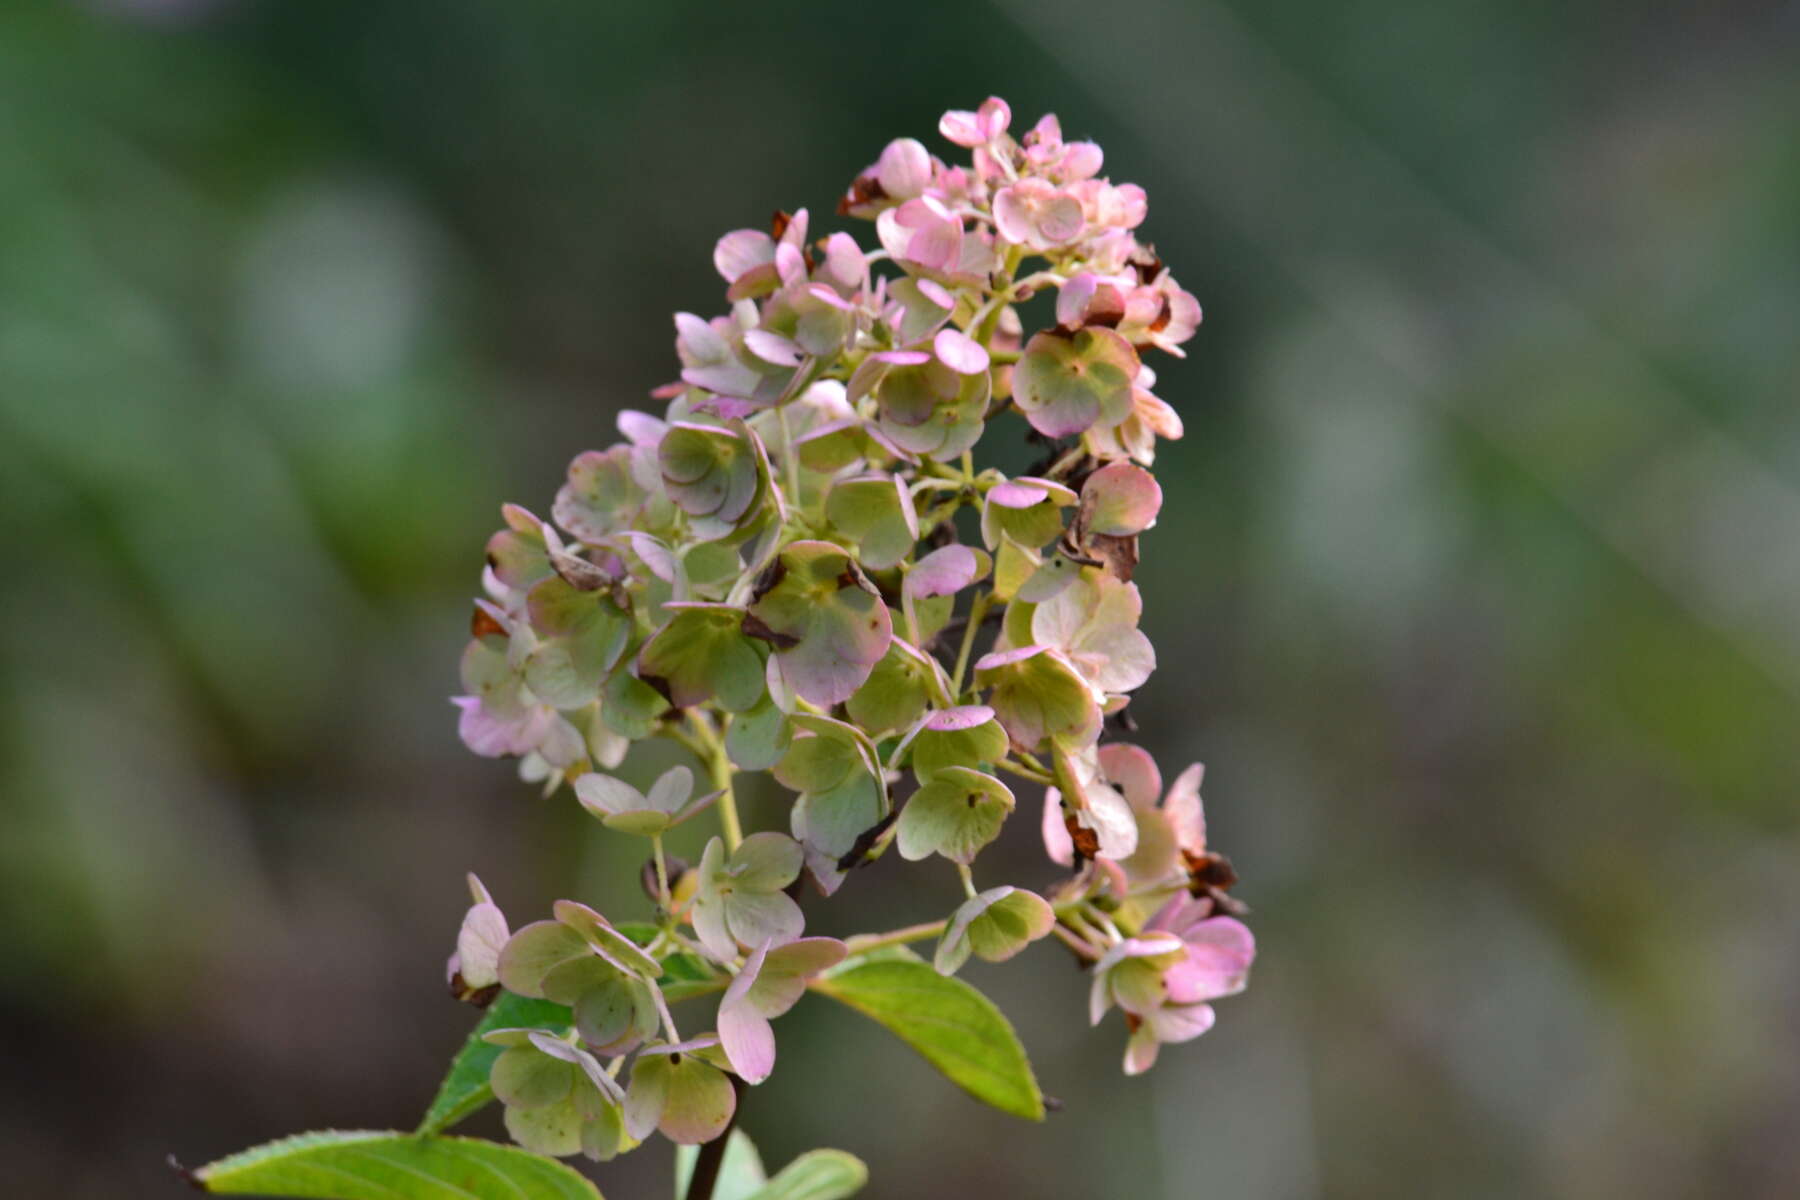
xmin=933 ymin=886 xmax=1055 ymax=976
xmin=895 ymin=765 xmax=1013 ymax=864
xmin=637 ymin=603 xmax=767 ymax=711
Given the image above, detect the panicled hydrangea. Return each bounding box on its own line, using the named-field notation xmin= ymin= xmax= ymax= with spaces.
xmin=445 ymin=97 xmax=1253 ymax=1163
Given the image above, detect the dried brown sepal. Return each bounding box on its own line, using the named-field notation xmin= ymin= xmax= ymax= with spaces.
xmin=1065 ymin=812 xmax=1100 ymax=861
xmin=470 ymin=606 xmax=507 ymax=639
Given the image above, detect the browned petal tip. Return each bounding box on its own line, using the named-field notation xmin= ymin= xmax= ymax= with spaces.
xmin=1066 ymin=814 xmax=1100 ymax=861
xmin=1184 ymin=850 xmax=1238 ymax=891
xmin=1147 ymin=295 xmax=1174 ymax=335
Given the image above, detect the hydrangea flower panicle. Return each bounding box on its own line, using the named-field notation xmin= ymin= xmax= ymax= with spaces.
xmin=438 ymin=94 xmax=1256 ymax=1174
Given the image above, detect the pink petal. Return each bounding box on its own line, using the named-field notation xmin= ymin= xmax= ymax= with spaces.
xmin=820 ymin=232 xmax=867 ymax=293
xmin=718 ymin=942 xmax=777 ymax=1084
xmin=1038 ymin=192 xmax=1085 ymax=242
xmin=1146 ymin=892 xmax=1215 ymax=938
xmin=1097 ymin=743 xmax=1162 ymax=811
xmin=939 ymin=110 xmax=985 ymax=148
xmin=1122 ymin=1022 xmax=1162 ymax=1076
xmin=1164 ymin=917 xmax=1255 ymax=1003
xmin=977 ymin=96 xmax=1011 ymax=139
xmin=906 ymin=544 xmax=982 ymax=599
xmin=713 ymin=230 xmax=773 ymax=284
xmin=1041 ymin=789 xmax=1074 ymax=867
xmin=454 ymin=696 xmax=554 ymax=758
xmin=1062 ymin=141 xmax=1104 ymax=179
xmin=1081 ymin=460 xmax=1163 ymax=536
xmin=1163 ymin=762 xmax=1207 ymax=855
xmin=915 ymin=278 xmax=955 ymax=308
xmin=616 ymin=409 xmax=667 ymax=446
xmin=922 ymin=703 xmax=996 ymax=731
xmin=743 ymin=328 xmax=804 ymax=367
xmin=990 ymin=186 xmax=1034 ymax=245
xmin=751 ymin=937 xmax=848 ymax=1017
xmin=871 ymin=349 xmax=932 ymax=366
xmin=973 ymin=644 xmax=1044 ymax=672
xmin=1056 ymin=273 xmax=1098 ymax=329
xmin=876 ymin=137 xmax=932 ymax=200
xmin=933 ymin=327 xmax=990 ymax=375
xmin=774 ymin=241 xmax=807 ymax=286
xmin=987 ymin=479 xmax=1049 ymax=509
xmin=1148 ymin=1001 xmax=1217 ymax=1046
xmin=1083 ymin=781 xmax=1139 ymax=861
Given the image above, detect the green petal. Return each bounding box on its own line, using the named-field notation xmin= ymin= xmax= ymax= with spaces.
xmin=555 ymin=444 xmax=654 ymax=543
xmin=792 ymin=767 xmax=884 ymax=865
xmin=846 ymin=638 xmax=937 ymax=734
xmin=908 ymin=709 xmax=1009 ymax=782
xmin=727 ymin=831 xmax=805 ymax=891
xmin=825 ymin=474 xmax=919 ymax=570
xmin=727 ymin=698 xmax=791 ymax=771
xmin=965 ymin=888 xmax=1054 ymax=964
xmin=974 ymin=646 xmax=1100 ymax=751
xmin=895 ymin=766 xmax=1014 ymax=865
xmin=553 ymin=900 xmax=662 ymax=978
xmin=657 ymin=1056 xmax=738 ymax=1145
xmin=491 ymin=1045 xmax=577 ymax=1110
xmin=623 ymin=1053 xmax=672 ymax=1141
xmin=638 ymin=604 xmax=767 ymax=711
xmin=497 ymin=921 xmax=592 ymax=999
xmin=1013 ymin=328 xmax=1139 ymax=438
xmin=747 ymin=542 xmax=892 ymax=708
xmin=774 ymin=733 xmax=859 ymax=794
xmin=580 ymin=1099 xmax=633 ymax=1162
xmin=600 ymin=663 xmax=670 ymax=739
xmin=659 ymin=421 xmax=769 ymax=541
xmin=874 ymin=358 xmax=989 ymax=459
xmin=539 ymin=953 xmax=622 ymax=1007
xmin=574 ymin=975 xmax=658 ymax=1053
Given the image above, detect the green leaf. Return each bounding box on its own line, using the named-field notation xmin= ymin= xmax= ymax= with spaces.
xmin=188 ymin=1130 xmax=602 ymax=1199
xmin=673 ymin=1133 xmax=868 ymax=1200
xmin=844 ymin=640 xmax=934 ymax=735
xmin=417 ymin=992 xmax=573 ymax=1134
xmin=673 ymin=1129 xmax=767 ymax=1200
xmin=811 ymin=959 xmax=1044 ymax=1120
xmin=745 ymin=1150 xmax=869 ymax=1200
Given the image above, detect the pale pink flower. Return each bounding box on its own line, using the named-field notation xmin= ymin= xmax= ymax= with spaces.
xmin=1020 ymin=113 xmax=1104 ymax=182
xmin=939 ymin=96 xmax=1012 ymax=148
xmin=877 ymin=196 xmax=962 ymax=274
xmin=993 ymin=177 xmax=1085 ymax=251
xmin=717 ymin=937 xmax=847 ymax=1084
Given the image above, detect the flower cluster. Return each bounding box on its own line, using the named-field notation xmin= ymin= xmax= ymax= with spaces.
xmin=450 ymin=97 xmax=1253 ymax=1162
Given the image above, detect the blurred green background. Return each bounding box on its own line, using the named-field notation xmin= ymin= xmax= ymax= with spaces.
xmin=4 ymin=0 xmax=1798 ymax=1195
